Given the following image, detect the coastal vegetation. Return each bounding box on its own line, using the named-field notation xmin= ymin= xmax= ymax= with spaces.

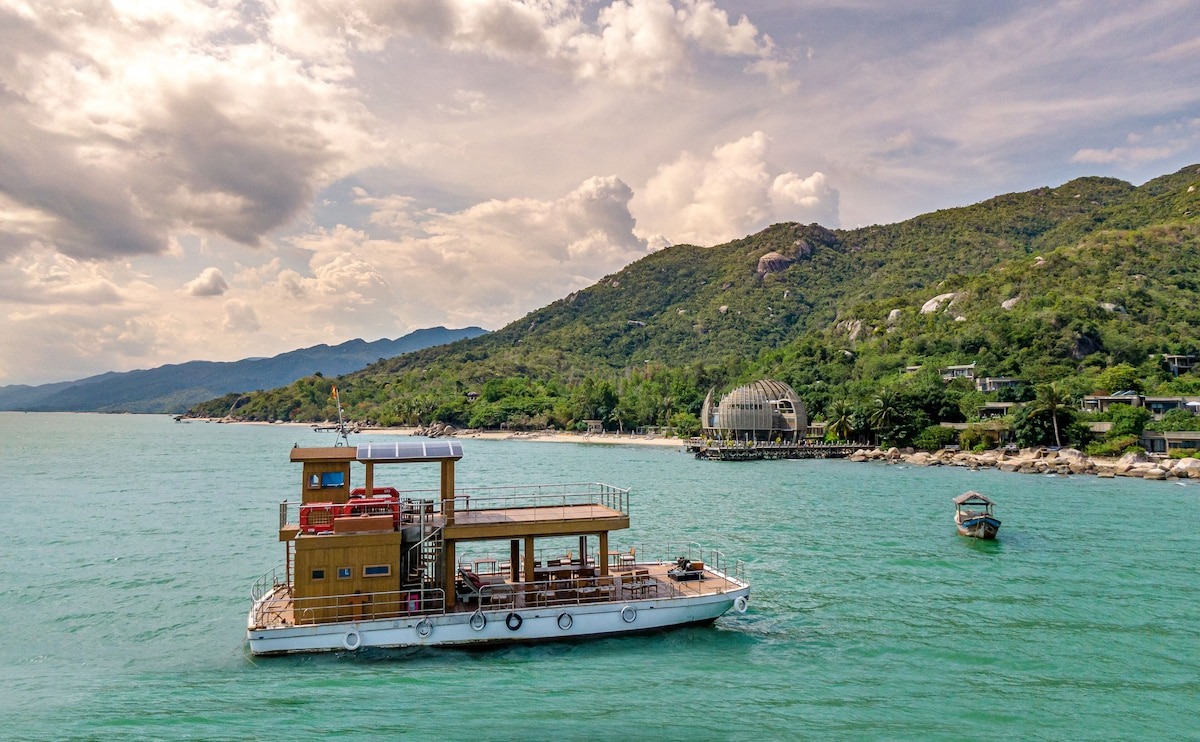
xmin=188 ymin=165 xmax=1200 ymax=450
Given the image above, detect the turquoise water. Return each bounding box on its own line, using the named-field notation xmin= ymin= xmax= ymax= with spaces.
xmin=2 ymin=412 xmax=1197 ymax=740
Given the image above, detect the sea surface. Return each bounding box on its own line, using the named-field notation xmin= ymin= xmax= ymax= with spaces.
xmin=2 ymin=412 xmax=1197 ymax=740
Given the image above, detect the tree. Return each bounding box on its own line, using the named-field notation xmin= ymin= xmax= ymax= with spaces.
xmin=1015 ymin=383 xmax=1076 ymax=448
xmin=826 ymin=399 xmax=854 ymax=441
xmin=1096 ymin=363 xmax=1141 ymax=394
xmin=1108 ymin=404 xmax=1151 ymax=438
xmin=869 ymin=390 xmax=900 ymax=445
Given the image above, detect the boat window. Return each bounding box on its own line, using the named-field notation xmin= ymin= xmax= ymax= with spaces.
xmin=311 ymin=569 xmax=325 ymax=580
xmin=363 ymin=564 xmax=391 ymax=577
xmin=337 ymin=567 xmax=352 ymax=579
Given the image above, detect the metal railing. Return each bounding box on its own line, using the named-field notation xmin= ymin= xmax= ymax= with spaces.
xmin=607 ymin=542 xmax=749 ymax=586
xmin=251 ymin=564 xmax=289 ymax=602
xmin=455 ymin=542 xmax=748 ymax=585
xmin=277 ymin=482 xmax=630 ymax=529
xmin=252 ymin=586 xmax=449 ymax=629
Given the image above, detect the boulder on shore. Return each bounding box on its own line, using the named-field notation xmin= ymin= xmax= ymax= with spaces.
xmin=845 ymin=445 xmax=1179 ymax=482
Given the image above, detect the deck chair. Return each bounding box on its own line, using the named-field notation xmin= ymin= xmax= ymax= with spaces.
xmin=619 ymin=547 xmax=636 ymax=569
xmin=456 ymin=568 xmax=485 ymax=603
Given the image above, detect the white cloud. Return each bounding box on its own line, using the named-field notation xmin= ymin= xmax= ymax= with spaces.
xmin=267 ymin=0 xmax=777 ymax=88
xmin=276 ymin=176 xmax=653 ymax=329
xmin=771 ymin=171 xmax=838 ymax=222
xmin=2 ymin=247 xmax=128 ymax=306
xmin=0 ymin=0 xmax=378 ymax=260
xmin=1069 ymin=117 xmax=1200 ymax=167
xmin=223 ymin=300 xmax=261 ymax=333
xmin=632 ymin=132 xmax=840 ymax=246
xmin=184 ymin=267 xmax=229 ymax=297
xmin=1070 ymin=146 xmax=1178 ymax=166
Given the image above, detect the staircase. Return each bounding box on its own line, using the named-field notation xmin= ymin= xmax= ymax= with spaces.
xmin=404 ymin=527 xmax=443 ymax=589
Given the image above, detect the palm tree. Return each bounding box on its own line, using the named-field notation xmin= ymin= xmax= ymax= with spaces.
xmin=869 ymin=390 xmax=900 ymax=445
xmin=826 ymin=399 xmax=854 ymax=442
xmin=1031 ymin=383 xmax=1068 ymax=448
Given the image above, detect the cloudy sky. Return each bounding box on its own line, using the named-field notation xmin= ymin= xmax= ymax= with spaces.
xmin=2 ymin=0 xmax=1198 ymax=386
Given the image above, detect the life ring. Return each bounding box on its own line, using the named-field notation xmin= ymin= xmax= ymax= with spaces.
xmin=505 ymin=612 xmax=523 ymax=631
xmin=620 ymin=605 xmax=637 ymax=623
xmin=557 ymin=612 xmax=573 ymax=630
xmin=470 ymin=610 xmax=487 ymax=631
xmin=415 ymin=618 xmax=433 ymax=638
xmin=734 ymin=596 xmax=749 ymax=614
xmin=342 ymin=629 xmax=362 ymax=651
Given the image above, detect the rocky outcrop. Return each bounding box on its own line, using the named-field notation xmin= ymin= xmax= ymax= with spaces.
xmin=848 ymin=447 xmax=1198 ymax=482
xmin=415 ymin=422 xmax=457 ymax=437
xmin=755 ymin=251 xmax=794 ymax=277
xmin=920 ymin=292 xmax=961 ymax=314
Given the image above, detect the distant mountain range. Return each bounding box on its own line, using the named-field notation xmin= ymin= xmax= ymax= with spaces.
xmin=0 ymin=326 xmax=488 ymax=413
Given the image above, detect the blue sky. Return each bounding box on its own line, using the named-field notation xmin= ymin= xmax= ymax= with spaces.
xmin=1 ymin=0 xmax=1198 ymax=386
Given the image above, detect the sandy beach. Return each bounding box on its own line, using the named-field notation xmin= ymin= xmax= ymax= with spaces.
xmin=363 ymin=426 xmax=687 ymax=448
xmin=215 ymin=419 xmax=688 ymax=448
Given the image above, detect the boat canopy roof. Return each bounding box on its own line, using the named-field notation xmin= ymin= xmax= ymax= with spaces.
xmin=356 ymin=440 xmax=463 ymax=463
xmin=953 ymin=490 xmax=994 ymax=506
xmin=290 ymin=440 xmax=464 ymax=465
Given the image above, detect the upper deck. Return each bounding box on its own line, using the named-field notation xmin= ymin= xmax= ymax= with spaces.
xmin=284 ymin=440 xmax=634 ymax=610
xmin=282 ymin=482 xmax=630 ymax=540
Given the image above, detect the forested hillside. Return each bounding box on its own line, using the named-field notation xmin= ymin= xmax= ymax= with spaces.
xmin=188 ymin=165 xmax=1200 ymax=449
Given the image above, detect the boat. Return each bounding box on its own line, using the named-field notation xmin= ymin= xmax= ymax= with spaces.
xmin=953 ymin=490 xmax=1001 ymax=539
xmin=246 ymin=440 xmax=751 ymax=655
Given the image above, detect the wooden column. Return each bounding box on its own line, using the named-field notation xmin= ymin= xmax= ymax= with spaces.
xmin=523 ymin=536 xmax=536 ymax=583
xmin=579 ymin=535 xmax=587 ymax=565
xmin=440 ymin=459 xmax=455 ymax=525
xmin=598 ymin=531 xmax=609 ymax=576
xmin=444 ymin=539 xmax=457 ymax=608
xmin=364 ymin=462 xmax=374 ymax=496
xmin=510 ymin=540 xmax=520 ymax=582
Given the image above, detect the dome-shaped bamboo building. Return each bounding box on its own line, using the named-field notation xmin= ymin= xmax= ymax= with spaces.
xmin=700 ymin=379 xmax=807 ymax=442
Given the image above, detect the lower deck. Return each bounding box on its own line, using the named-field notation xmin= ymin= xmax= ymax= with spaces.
xmin=251 ymin=561 xmax=745 ymax=629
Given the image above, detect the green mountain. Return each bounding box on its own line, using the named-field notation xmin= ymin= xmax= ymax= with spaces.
xmin=192 ymin=164 xmax=1200 ymax=442
xmin=0 ymin=326 xmax=487 ymax=413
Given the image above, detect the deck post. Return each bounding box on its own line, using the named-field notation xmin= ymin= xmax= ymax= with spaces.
xmin=598 ymin=531 xmax=609 ymax=576
xmin=523 ymin=536 xmax=535 ymax=583
xmin=440 ymin=459 xmax=455 ymax=525
xmin=364 ymin=462 xmax=374 ymax=498
xmin=444 ymin=539 xmax=457 ymax=608
xmin=510 ymin=540 xmax=520 ymax=582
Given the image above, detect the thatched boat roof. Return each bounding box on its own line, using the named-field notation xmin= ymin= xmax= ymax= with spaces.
xmin=952 ymin=490 xmax=994 ymax=506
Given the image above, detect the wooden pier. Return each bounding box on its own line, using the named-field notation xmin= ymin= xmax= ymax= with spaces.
xmin=686 ymin=440 xmax=860 ymax=461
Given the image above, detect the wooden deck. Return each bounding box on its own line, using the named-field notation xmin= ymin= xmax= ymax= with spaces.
xmin=251 ymin=563 xmax=743 ymax=628
xmin=691 ymin=441 xmax=859 ymax=460
xmin=444 ymin=503 xmax=629 ymax=539
xmin=459 ymin=562 xmax=743 ymax=610
xmin=453 ymin=503 xmax=622 ymax=525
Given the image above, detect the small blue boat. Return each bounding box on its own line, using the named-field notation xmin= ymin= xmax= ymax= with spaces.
xmin=953 ymin=491 xmax=1001 ymax=539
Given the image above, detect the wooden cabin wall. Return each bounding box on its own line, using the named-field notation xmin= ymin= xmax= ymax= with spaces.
xmin=300 ymin=462 xmax=351 ymax=504
xmin=294 ymin=533 xmax=403 ymax=622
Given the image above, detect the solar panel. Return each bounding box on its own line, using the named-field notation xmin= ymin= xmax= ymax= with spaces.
xmin=356 ymin=440 xmax=464 ymax=461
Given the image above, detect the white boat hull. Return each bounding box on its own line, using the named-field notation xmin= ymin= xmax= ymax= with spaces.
xmin=247 ymin=585 xmax=750 ymax=656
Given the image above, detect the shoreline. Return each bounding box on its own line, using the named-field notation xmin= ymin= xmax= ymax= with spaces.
xmin=372 ymin=426 xmax=686 ymax=447
xmin=202 ymin=419 xmax=1199 ymax=480
xmin=211 ymin=419 xmax=686 ymax=448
